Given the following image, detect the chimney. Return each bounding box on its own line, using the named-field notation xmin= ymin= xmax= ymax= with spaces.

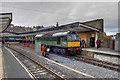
xmin=56 ymin=22 xmax=59 ymax=27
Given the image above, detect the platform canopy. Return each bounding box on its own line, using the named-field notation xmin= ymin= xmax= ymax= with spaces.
xmin=3 ymin=22 xmax=100 ymax=36
xmin=0 ymin=13 xmax=12 ymax=32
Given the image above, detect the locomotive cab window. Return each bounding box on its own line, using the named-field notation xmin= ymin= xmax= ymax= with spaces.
xmin=67 ymin=34 xmax=76 ymax=41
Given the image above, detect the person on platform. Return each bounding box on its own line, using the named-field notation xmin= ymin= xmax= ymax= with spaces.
xmin=42 ymin=45 xmax=45 ymax=56
xmin=96 ymin=39 xmax=101 ymax=48
xmin=85 ymin=40 xmax=87 ymax=48
xmin=82 ymin=39 xmax=85 ymax=48
xmin=44 ymin=45 xmax=47 ymax=57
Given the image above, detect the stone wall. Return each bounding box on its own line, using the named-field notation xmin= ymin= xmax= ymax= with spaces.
xmin=115 ymin=38 xmax=120 ymax=51
xmin=94 ymin=54 xmax=119 ymax=64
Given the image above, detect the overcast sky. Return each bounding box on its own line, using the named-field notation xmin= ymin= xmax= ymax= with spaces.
xmin=1 ymin=2 xmax=118 ymax=35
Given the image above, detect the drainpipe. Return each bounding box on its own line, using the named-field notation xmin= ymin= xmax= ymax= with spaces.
xmin=95 ymin=32 xmax=98 ymax=47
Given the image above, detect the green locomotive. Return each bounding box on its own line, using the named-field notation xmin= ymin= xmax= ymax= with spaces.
xmin=35 ymin=31 xmax=81 ymax=55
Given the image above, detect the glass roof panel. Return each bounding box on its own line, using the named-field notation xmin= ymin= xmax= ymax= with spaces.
xmin=0 ymin=13 xmax=12 ymax=32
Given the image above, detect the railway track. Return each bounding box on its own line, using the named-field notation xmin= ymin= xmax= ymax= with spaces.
xmin=6 ymin=46 xmax=64 ymax=80
xmin=67 ymin=55 xmax=120 ymax=72
xmin=23 ymin=45 xmax=120 ymax=72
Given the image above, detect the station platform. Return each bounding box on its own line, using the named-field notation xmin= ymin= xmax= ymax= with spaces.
xmin=1 ymin=45 xmax=32 ymax=78
xmin=82 ymin=48 xmax=120 ymax=57
xmin=0 ymin=44 xmax=3 ymax=80
xmin=82 ymin=48 xmax=119 ymax=64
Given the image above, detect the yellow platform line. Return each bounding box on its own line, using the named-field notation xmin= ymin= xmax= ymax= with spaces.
xmin=0 ymin=46 xmax=7 ymax=79
xmin=4 ymin=46 xmax=34 ymax=78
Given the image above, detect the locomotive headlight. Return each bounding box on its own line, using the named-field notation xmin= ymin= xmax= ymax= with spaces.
xmin=47 ymin=48 xmax=50 ymax=52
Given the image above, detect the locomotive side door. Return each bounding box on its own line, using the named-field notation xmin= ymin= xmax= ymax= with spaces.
xmin=57 ymin=37 xmax=61 ymax=44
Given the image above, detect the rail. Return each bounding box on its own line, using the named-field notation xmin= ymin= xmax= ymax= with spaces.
xmin=67 ymin=55 xmax=120 ymax=72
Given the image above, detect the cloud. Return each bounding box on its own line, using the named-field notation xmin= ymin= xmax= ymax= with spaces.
xmin=1 ymin=2 xmax=118 ymax=35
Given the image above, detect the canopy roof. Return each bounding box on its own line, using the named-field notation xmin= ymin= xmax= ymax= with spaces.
xmin=0 ymin=13 xmax=12 ymax=32
xmin=4 ymin=22 xmax=100 ymax=36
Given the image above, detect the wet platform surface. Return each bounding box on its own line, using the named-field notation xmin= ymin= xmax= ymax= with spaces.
xmin=2 ymin=46 xmax=31 ymax=78
xmin=0 ymin=45 xmax=3 ymax=79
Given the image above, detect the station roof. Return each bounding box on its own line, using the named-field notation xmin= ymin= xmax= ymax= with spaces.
xmin=3 ymin=22 xmax=100 ymax=36
xmin=0 ymin=13 xmax=12 ymax=32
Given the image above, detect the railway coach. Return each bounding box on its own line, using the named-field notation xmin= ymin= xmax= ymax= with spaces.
xmin=35 ymin=31 xmax=81 ymax=55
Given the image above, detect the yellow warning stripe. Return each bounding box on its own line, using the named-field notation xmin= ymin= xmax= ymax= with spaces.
xmin=0 ymin=47 xmax=7 ymax=79
xmin=5 ymin=47 xmax=34 ymax=78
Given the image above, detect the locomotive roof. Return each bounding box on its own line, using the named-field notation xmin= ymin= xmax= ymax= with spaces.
xmin=36 ymin=33 xmax=53 ymax=37
xmin=52 ymin=31 xmax=70 ymax=37
xmin=36 ymin=31 xmax=77 ymax=37
xmin=35 ymin=34 xmax=43 ymax=37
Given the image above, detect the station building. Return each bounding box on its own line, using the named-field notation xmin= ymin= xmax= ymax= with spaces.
xmin=77 ymin=19 xmax=104 ymax=47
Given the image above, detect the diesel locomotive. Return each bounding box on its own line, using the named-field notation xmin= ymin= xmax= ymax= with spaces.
xmin=35 ymin=31 xmax=81 ymax=55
